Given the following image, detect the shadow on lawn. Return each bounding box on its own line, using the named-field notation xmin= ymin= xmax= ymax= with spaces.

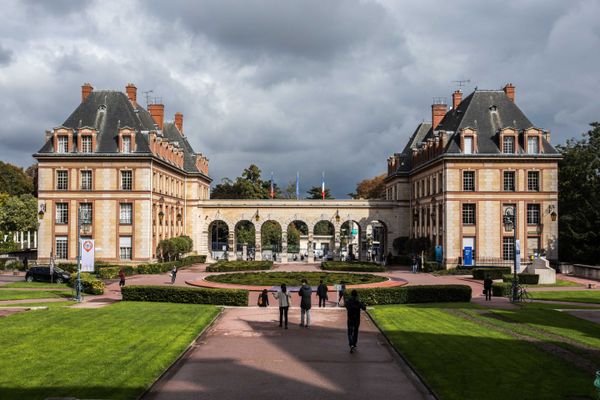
xmin=0 ymin=386 xmax=142 ymax=400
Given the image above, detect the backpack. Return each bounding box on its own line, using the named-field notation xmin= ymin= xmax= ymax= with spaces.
xmin=257 ymin=296 xmax=263 ymax=306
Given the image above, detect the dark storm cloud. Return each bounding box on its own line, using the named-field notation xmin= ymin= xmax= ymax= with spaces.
xmin=0 ymin=0 xmax=599 ymax=197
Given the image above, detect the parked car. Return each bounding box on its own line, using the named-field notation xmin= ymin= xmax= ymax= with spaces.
xmin=25 ymin=266 xmax=71 ymax=284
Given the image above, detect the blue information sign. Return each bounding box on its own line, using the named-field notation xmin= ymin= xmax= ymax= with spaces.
xmin=435 ymin=245 xmax=443 ymax=263
xmin=463 ymin=247 xmax=473 ymax=266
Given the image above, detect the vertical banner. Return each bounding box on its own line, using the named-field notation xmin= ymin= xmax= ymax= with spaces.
xmin=80 ymin=239 xmax=95 ymax=272
xmin=463 ymin=246 xmax=473 ymax=266
xmin=515 ymin=239 xmax=521 ymax=273
xmin=435 ymin=245 xmax=443 ymax=263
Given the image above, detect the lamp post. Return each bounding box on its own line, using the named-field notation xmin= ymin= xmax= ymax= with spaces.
xmin=76 ymin=207 xmax=91 ymax=303
xmin=503 ymin=206 xmax=518 ymax=302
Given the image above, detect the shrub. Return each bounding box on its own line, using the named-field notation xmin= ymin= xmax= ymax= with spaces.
xmin=121 ymin=285 xmax=248 ymax=306
xmin=206 ymin=260 xmax=273 ymax=272
xmin=0 ymin=258 xmax=24 ymax=271
xmin=57 ymin=263 xmax=78 ymax=273
xmin=387 ymin=255 xmax=412 ymax=266
xmin=422 ymin=261 xmax=441 ymax=272
xmin=472 ymin=267 xmax=511 ymax=280
xmin=69 ymin=272 xmax=105 ymax=295
xmin=492 ymin=282 xmax=511 ymax=297
xmin=92 ymin=255 xmax=207 ymax=279
xmin=156 ymin=235 xmax=194 ymax=261
xmin=180 ymin=255 xmax=206 ymax=265
xmin=321 ymin=261 xmax=385 ymax=272
xmin=433 ymin=267 xmax=472 ymax=276
xmin=354 ymin=284 xmax=472 ymax=305
xmin=502 ymin=273 xmax=540 ymax=285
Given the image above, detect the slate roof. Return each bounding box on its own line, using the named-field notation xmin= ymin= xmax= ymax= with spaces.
xmin=36 ymin=90 xmax=208 ymax=177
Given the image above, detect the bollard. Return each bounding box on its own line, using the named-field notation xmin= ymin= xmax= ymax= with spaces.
xmin=595 ymin=370 xmax=600 ymax=399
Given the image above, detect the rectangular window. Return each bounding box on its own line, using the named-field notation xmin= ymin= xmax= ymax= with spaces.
xmin=503 ymin=171 xmax=515 ymax=191
xmin=462 ymin=203 xmax=476 ymax=225
xmin=503 ymin=136 xmax=515 ymax=153
xmin=79 ymin=203 xmax=92 ymax=224
xmin=120 ymin=203 xmax=132 ymax=225
xmin=81 ymin=170 xmax=92 ymax=190
xmin=119 ymin=236 xmax=132 ymax=260
xmin=464 ymin=136 xmax=473 ymax=154
xmin=122 ymin=136 xmax=131 ymax=153
xmin=527 ymin=136 xmax=539 ymax=154
xmin=502 ymin=237 xmax=514 ymax=261
xmin=55 ymin=203 xmax=68 ymax=224
xmin=432 ymin=176 xmax=437 ymax=194
xmin=527 ymin=204 xmax=540 ymax=225
xmin=121 ymin=170 xmax=132 ymax=191
xmin=527 ymin=171 xmax=539 ymax=191
xmin=57 ymin=136 xmax=68 ymax=153
xmin=463 ymin=171 xmax=475 ymax=191
xmin=81 ymin=136 xmax=92 ymax=153
xmin=55 ymin=236 xmax=68 ymax=259
xmin=56 ymin=170 xmax=68 ymax=190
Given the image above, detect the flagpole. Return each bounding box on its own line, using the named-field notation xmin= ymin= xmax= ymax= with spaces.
xmin=270 ymin=171 xmax=274 ymax=199
xmin=296 ymin=171 xmax=300 ymax=200
xmin=321 ymin=172 xmax=325 ymax=200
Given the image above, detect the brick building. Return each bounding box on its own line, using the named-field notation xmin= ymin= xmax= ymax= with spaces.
xmin=386 ymin=84 xmax=560 ymax=267
xmin=34 ymin=83 xmax=211 ymax=263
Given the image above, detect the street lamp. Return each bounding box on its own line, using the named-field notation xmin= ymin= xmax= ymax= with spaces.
xmin=75 ymin=207 xmax=91 ymax=303
xmin=503 ymin=206 xmax=518 ymax=302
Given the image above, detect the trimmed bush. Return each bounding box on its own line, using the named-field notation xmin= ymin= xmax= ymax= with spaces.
xmin=121 ymin=285 xmax=248 ymax=306
xmin=321 ymin=261 xmax=385 ymax=272
xmin=472 ymin=267 xmax=511 ymax=280
xmin=354 ymin=284 xmax=472 ymax=305
xmin=492 ymin=282 xmax=511 ymax=297
xmin=95 ymin=255 xmax=207 ymax=279
xmin=433 ymin=267 xmax=473 ymax=276
xmin=422 ymin=261 xmax=441 ymax=272
xmin=206 ymin=260 xmax=273 ymax=272
xmin=502 ymin=273 xmax=540 ymax=285
xmin=69 ymin=272 xmax=105 ymax=295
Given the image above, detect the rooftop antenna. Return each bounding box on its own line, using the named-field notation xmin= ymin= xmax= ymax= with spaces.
xmin=142 ymin=90 xmax=153 ymax=107
xmin=452 ymin=79 xmax=471 ymax=88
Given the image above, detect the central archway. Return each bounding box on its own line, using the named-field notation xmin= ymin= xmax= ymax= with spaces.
xmin=287 ymin=220 xmax=308 ymax=262
xmin=341 ymin=220 xmax=361 ymax=261
xmin=261 ymin=220 xmax=282 ymax=261
xmin=235 ymin=220 xmax=255 ymax=260
xmin=313 ymin=220 xmax=334 ymax=261
xmin=208 ymin=220 xmax=229 ymax=261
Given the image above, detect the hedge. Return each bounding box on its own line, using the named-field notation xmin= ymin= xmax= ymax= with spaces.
xmin=95 ymin=255 xmax=207 ymax=279
xmin=492 ymin=282 xmax=511 ymax=297
xmin=386 ymin=255 xmax=412 ymax=265
xmin=321 ymin=261 xmax=386 ymax=272
xmin=69 ymin=272 xmax=105 ymax=295
xmin=0 ymin=258 xmax=24 ymax=271
xmin=206 ymin=260 xmax=273 ymax=272
xmin=502 ymin=273 xmax=540 ymax=285
xmin=354 ymin=284 xmax=472 ymax=305
xmin=422 ymin=261 xmax=442 ymax=272
xmin=121 ymin=285 xmax=248 ymax=306
xmin=472 ymin=267 xmax=512 ymax=280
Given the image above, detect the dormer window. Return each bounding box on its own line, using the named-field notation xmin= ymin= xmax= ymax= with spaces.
xmin=118 ymin=129 xmax=136 ymax=153
xmin=81 ymin=136 xmax=92 ymax=153
xmin=57 ymin=136 xmax=69 ymax=153
xmin=123 ymin=136 xmax=131 ymax=153
xmin=464 ymin=136 xmax=473 ymax=154
xmin=527 ymin=136 xmax=539 ymax=154
xmin=459 ymin=128 xmax=477 ymax=154
xmin=523 ymin=128 xmax=543 ymax=155
xmin=503 ymin=136 xmax=515 ymax=153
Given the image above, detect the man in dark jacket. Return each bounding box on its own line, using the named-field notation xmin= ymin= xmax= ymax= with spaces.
xmin=345 ymin=290 xmax=366 ymax=353
xmin=316 ymin=280 xmax=328 ymax=308
xmin=298 ymin=279 xmax=312 ymax=327
xmin=483 ymin=274 xmax=493 ymax=301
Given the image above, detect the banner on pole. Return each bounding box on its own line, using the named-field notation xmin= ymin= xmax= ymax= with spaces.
xmin=515 ymin=239 xmax=521 ymax=273
xmin=80 ymin=239 xmax=95 ymax=272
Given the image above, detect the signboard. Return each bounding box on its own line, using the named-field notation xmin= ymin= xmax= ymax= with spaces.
xmin=515 ymin=239 xmax=521 ymax=273
xmin=80 ymin=239 xmax=95 ymax=272
xmin=351 ymin=228 xmax=358 ymax=236
xmin=435 ymin=245 xmax=443 ymax=263
xmin=463 ymin=246 xmax=473 ymax=266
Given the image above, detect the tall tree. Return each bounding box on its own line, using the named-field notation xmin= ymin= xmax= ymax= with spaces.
xmin=350 ymin=173 xmax=386 ymax=199
xmin=282 ymin=181 xmax=297 ymax=199
xmin=211 ymin=164 xmax=281 ymax=199
xmin=306 ymin=186 xmax=334 ymax=199
xmin=557 ymin=122 xmax=600 ymax=264
xmin=0 ymin=194 xmax=39 ymax=232
xmin=0 ymin=161 xmax=34 ymax=196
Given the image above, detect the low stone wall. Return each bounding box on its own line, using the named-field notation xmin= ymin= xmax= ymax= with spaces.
xmin=561 ymin=264 xmax=600 ymax=280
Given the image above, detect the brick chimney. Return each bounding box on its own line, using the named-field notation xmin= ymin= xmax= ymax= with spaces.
xmin=126 ymin=83 xmax=137 ymax=106
xmin=452 ymin=90 xmax=462 ymax=109
xmin=174 ymin=112 xmax=183 ymax=134
xmin=431 ymin=102 xmax=447 ymax=130
xmin=81 ymin=83 xmax=93 ymax=103
xmin=503 ymin=83 xmax=515 ymax=102
xmin=148 ymin=103 xmax=165 ymax=130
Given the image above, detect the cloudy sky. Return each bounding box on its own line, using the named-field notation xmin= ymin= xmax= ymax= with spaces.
xmin=0 ymin=0 xmax=598 ymax=197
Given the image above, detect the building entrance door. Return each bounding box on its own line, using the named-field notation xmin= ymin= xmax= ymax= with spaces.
xmin=462 ymin=237 xmax=475 ymax=266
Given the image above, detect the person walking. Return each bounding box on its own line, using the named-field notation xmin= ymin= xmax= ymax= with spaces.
xmin=118 ymin=268 xmax=126 ymax=288
xmin=411 ymin=255 xmax=418 ymax=274
xmin=345 ymin=290 xmax=366 ymax=353
xmin=317 ymin=279 xmax=328 ymax=308
xmin=337 ymin=281 xmax=346 ymax=306
xmin=298 ymin=279 xmax=312 ymax=328
xmin=483 ymin=274 xmax=493 ymax=301
xmin=258 ymin=288 xmax=269 ymax=307
xmin=272 ymin=284 xmax=292 ymax=329
xmin=170 ymin=266 xmax=178 ymax=284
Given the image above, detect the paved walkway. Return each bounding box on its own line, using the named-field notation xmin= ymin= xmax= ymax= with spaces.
xmin=143 ymin=307 xmax=431 ymax=400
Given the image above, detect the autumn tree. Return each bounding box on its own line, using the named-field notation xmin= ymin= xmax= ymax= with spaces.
xmin=0 ymin=161 xmax=34 ymax=196
xmin=350 ymin=173 xmax=386 ymax=199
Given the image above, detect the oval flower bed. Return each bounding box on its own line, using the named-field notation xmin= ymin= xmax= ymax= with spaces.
xmin=204 ymin=271 xmax=387 ymax=286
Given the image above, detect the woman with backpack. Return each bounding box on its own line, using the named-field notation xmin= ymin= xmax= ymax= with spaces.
xmin=272 ymin=284 xmax=292 ymax=329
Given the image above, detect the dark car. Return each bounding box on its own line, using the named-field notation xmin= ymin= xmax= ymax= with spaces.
xmin=25 ymin=266 xmax=71 ymax=284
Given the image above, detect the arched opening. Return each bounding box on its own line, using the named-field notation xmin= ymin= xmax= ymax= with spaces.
xmin=261 ymin=220 xmax=282 ymax=261
xmin=209 ymin=220 xmax=229 ymax=260
xmin=313 ymin=220 xmax=334 ymax=261
xmin=364 ymin=220 xmax=387 ymax=263
xmin=340 ymin=220 xmax=361 ymax=261
xmin=235 ymin=220 xmax=255 ymax=260
xmin=287 ymin=220 xmax=309 ymax=262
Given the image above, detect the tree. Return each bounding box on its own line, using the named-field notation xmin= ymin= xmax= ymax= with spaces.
xmin=350 ymin=173 xmax=386 ymax=199
xmin=314 ymin=221 xmax=334 ymax=235
xmin=0 ymin=161 xmax=34 ymax=196
xmin=282 ymin=181 xmax=297 ymax=199
xmin=25 ymin=163 xmax=38 ymax=197
xmin=261 ymin=221 xmax=281 ymax=250
xmin=211 ymin=164 xmax=281 ymax=199
xmin=556 ymin=122 xmax=600 ymax=264
xmin=0 ymin=194 xmax=38 ymax=232
xmin=236 ymin=221 xmax=256 ymax=246
xmin=306 ymin=186 xmax=334 ymax=199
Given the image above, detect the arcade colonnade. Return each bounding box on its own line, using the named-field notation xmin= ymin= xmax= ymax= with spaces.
xmin=195 ymin=199 xmax=408 ymax=263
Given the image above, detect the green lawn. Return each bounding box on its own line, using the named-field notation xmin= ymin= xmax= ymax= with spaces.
xmin=531 ymin=290 xmax=600 ymax=304
xmin=2 ymin=282 xmax=71 ymax=289
xmin=0 ymin=301 xmax=76 ymax=308
xmin=0 ymin=302 xmax=219 ymax=400
xmin=531 ymin=279 xmax=582 ymax=288
xmin=0 ymin=289 xmax=73 ymax=301
xmin=370 ymin=304 xmax=596 ymax=399
xmin=205 ymin=271 xmax=387 ymax=286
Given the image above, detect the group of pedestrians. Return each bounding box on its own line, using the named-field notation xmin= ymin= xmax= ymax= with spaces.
xmin=257 ymin=279 xmax=367 ymax=353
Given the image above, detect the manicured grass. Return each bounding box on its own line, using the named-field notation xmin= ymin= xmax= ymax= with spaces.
xmin=0 ymin=302 xmax=219 ymax=400
xmin=370 ymin=304 xmax=596 ymax=399
xmin=526 ymin=279 xmax=582 ymax=288
xmin=531 ymin=290 xmax=600 ymax=304
xmin=0 ymin=301 xmax=76 ymax=308
xmin=0 ymin=289 xmax=72 ymax=301
xmin=204 ymin=271 xmax=387 ymax=286
xmin=2 ymin=282 xmax=71 ymax=289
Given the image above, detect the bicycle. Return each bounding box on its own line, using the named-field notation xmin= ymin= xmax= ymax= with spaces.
xmin=507 ymin=283 xmax=532 ymax=303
